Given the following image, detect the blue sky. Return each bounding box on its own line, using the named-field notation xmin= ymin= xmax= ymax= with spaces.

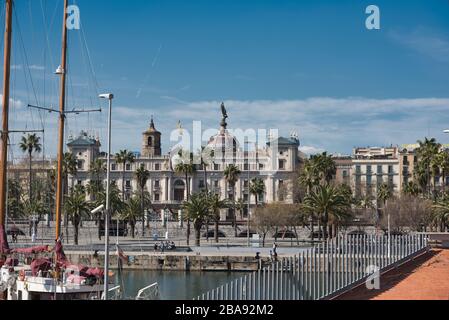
xmin=2 ymin=0 xmax=449 ymax=158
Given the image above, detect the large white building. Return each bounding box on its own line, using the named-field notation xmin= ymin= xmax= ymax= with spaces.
xmin=67 ymin=107 xmax=301 ymax=221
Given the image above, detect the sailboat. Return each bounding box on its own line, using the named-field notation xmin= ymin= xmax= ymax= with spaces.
xmin=0 ymin=0 xmax=106 ymax=301
xmin=0 ymin=0 xmax=160 ymax=301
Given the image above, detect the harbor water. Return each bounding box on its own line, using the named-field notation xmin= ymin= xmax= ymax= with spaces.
xmin=115 ymin=270 xmax=248 ymax=300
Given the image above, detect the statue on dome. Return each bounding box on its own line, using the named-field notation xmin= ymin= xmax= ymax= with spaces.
xmin=220 ymin=102 xmax=228 ymax=129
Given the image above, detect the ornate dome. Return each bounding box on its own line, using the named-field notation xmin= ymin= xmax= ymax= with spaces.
xmin=207 ymin=128 xmax=239 ymax=156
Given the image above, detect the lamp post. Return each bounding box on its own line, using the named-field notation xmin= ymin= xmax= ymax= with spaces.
xmin=99 ymin=93 xmax=114 ymax=300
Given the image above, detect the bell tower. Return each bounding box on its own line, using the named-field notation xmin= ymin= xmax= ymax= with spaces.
xmin=142 ymin=116 xmax=161 ymax=157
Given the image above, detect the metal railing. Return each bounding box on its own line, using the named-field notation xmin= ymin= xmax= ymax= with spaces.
xmin=195 ymin=234 xmax=429 ymax=300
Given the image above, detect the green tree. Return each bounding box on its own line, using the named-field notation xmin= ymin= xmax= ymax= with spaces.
xmin=7 ymin=179 xmax=23 ymax=219
xmin=62 ymin=152 xmax=78 ymax=242
xmin=302 ymin=184 xmax=351 ymax=240
xmin=19 ymin=134 xmax=42 ymax=200
xmin=135 ymin=166 xmax=150 ymax=236
xmin=431 ymin=151 xmax=449 ymax=194
xmin=312 ymin=152 xmax=337 ymax=185
xmin=224 ymin=164 xmax=241 ymax=236
xmin=249 ymin=178 xmax=265 ymax=207
xmin=115 ymin=150 xmax=136 ymax=201
xmin=64 ymin=188 xmax=90 ymax=245
xmin=182 ymin=192 xmax=211 ymax=246
xmin=207 ymin=192 xmax=228 ymax=243
xmin=416 ymin=138 xmax=441 ymax=196
xmin=403 ymin=181 xmax=421 ymax=197
xmin=175 ymin=152 xmax=196 ymax=246
xmin=432 ymin=196 xmax=449 ymax=232
xmin=121 ymin=197 xmax=142 ymax=238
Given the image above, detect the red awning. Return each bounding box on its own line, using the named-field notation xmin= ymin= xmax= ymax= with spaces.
xmin=11 ymin=245 xmax=50 ymax=254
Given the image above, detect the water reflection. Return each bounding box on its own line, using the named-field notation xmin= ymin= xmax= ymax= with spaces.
xmin=115 ymin=270 xmax=248 ymax=300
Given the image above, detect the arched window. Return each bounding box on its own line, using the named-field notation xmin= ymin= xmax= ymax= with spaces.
xmin=148 ymin=136 xmax=153 ymax=147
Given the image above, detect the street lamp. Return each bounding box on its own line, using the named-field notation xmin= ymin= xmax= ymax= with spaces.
xmin=99 ymin=93 xmax=114 ymax=300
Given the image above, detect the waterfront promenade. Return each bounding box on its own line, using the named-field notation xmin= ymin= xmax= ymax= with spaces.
xmin=338 ymin=249 xmax=449 ymax=300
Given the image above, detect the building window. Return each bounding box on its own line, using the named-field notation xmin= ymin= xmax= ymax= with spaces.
xmin=155 ymin=163 xmax=161 ymax=171
xmin=388 ymin=165 xmax=394 ymax=174
xmin=244 ymin=162 xmax=249 ymax=171
xmin=356 ymin=165 xmax=361 ymax=174
xmin=111 ymin=164 xmax=117 ymax=171
xmin=199 ymin=180 xmax=205 ymax=189
xmin=243 ymin=180 xmax=249 ymax=188
xmin=403 ymin=156 xmax=409 ymax=165
xmin=377 ymin=165 xmax=383 ymax=175
xmin=279 ymin=160 xmax=286 ymax=170
xmin=77 ymin=160 xmax=83 ymax=170
xmin=243 ymin=193 xmax=249 ymax=201
xmin=154 ymin=193 xmax=160 ymax=202
xmin=125 ymin=180 xmax=131 ymax=188
xmin=126 ymin=164 xmax=131 ymax=171
xmin=214 ymin=163 xmax=220 ymax=171
xmin=366 ymin=165 xmax=372 ymax=175
xmin=140 ymin=163 xmax=145 ymax=170
xmin=214 ymin=180 xmax=219 ymax=188
xmin=366 ymin=175 xmax=372 ymax=186
xmin=77 ymin=180 xmax=82 ymax=186
xmin=154 ymin=180 xmax=160 ymax=188
xmin=259 ymin=163 xmax=264 ymax=170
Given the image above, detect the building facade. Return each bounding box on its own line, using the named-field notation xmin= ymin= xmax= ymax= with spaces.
xmin=334 ymin=147 xmax=401 ymax=198
xmin=67 ymin=108 xmax=301 ymax=221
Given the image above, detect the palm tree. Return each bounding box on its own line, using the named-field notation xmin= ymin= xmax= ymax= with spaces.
xmin=121 ymin=197 xmax=141 ymax=238
xmin=299 ymin=159 xmax=320 ymax=241
xmin=207 ymin=192 xmax=228 ymax=243
xmin=94 ymin=182 xmax=125 ymax=237
xmin=23 ymin=199 xmax=45 ymax=237
xmin=182 ymin=192 xmax=211 ymax=246
xmin=302 ymin=185 xmax=351 ymax=240
xmin=224 ymin=164 xmax=241 ymax=236
xmin=313 ymin=152 xmax=336 ymax=185
xmin=403 ymin=181 xmax=420 ymax=197
xmin=135 ymin=166 xmax=150 ymax=236
xmin=377 ymin=183 xmax=392 ymax=213
xmin=416 ymin=138 xmax=441 ymax=196
xmin=7 ymin=179 xmax=23 ymax=219
xmin=19 ymin=134 xmax=42 ymax=200
xmin=115 ymin=150 xmax=136 ymax=201
xmin=89 ymin=159 xmax=106 ymax=199
xmin=249 ymin=178 xmax=265 ymax=207
xmin=87 ymin=159 xmax=106 ymax=239
xmin=64 ymin=188 xmax=90 ymax=245
xmin=431 ymin=151 xmax=449 ymax=194
xmin=175 ymin=152 xmax=196 ymax=245
xmin=62 ymin=152 xmax=78 ymax=242
xmin=234 ymin=198 xmax=246 ymax=219
xmin=358 ymin=193 xmax=376 ymax=224
xmin=432 ymin=194 xmax=449 ymax=232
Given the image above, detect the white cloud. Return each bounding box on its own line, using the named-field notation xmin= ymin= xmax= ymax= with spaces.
xmin=299 ymin=146 xmax=326 ymax=156
xmin=0 ymin=95 xmax=24 ymax=109
xmin=389 ymin=27 xmax=449 ymax=62
xmin=110 ymin=97 xmax=449 ymax=156
xmin=7 ymin=96 xmax=449 ymax=158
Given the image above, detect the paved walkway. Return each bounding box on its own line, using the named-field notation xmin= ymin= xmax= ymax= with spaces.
xmin=338 ymin=250 xmax=449 ymax=300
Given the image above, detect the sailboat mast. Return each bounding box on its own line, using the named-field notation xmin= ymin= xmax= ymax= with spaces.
xmin=0 ymin=0 xmax=13 ymax=227
xmin=55 ymin=0 xmax=69 ymax=240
